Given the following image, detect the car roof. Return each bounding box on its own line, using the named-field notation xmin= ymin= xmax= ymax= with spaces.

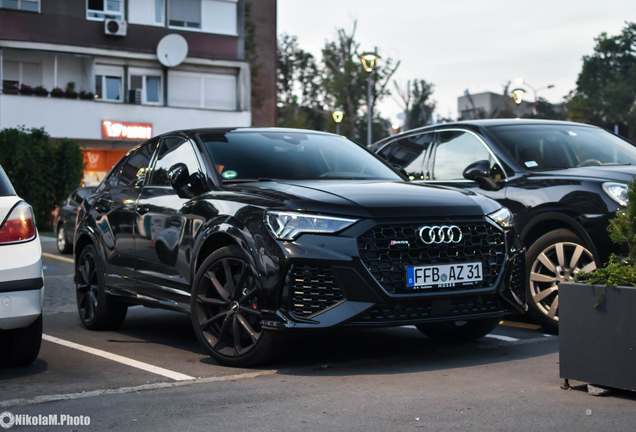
xmin=156 ymin=127 xmax=339 ymax=139
xmin=386 ymin=119 xmax=599 ymax=138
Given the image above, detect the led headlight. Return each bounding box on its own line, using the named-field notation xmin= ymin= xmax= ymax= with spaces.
xmin=603 ymin=182 xmax=628 ymax=207
xmin=265 ymin=211 xmax=358 ymax=241
xmin=487 ymin=207 xmax=514 ymax=229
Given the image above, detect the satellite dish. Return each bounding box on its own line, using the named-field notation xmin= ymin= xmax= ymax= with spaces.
xmin=156 ymin=34 xmax=188 ymax=67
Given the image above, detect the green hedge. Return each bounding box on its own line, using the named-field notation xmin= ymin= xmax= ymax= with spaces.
xmin=0 ymin=127 xmax=85 ymax=231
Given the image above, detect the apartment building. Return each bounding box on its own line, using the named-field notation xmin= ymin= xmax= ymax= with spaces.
xmin=0 ymin=0 xmax=276 ymax=184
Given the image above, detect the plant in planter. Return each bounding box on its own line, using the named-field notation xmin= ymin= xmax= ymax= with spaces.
xmin=64 ymin=81 xmax=78 ymax=99
xmin=560 ymin=178 xmax=636 ymax=394
xmin=79 ymin=90 xmax=95 ymax=100
xmin=19 ymin=84 xmax=33 ymax=95
xmin=50 ymin=87 xmax=65 ymax=98
xmin=34 ymin=85 xmax=49 ymax=97
xmin=2 ymin=82 xmax=19 ymax=94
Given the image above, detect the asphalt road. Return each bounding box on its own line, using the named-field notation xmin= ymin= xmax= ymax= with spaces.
xmin=0 ymin=236 xmax=635 ymax=431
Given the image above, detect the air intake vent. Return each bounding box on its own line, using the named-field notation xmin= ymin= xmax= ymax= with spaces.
xmin=289 ymin=265 xmax=344 ymax=318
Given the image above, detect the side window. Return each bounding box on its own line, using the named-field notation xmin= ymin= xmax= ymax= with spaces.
xmin=150 ymin=137 xmax=202 ymax=186
xmin=386 ymin=133 xmax=434 ymax=180
xmin=114 ymin=142 xmax=157 ymax=187
xmin=431 ymin=131 xmax=492 ymax=180
xmin=376 ymin=141 xmax=395 ymax=160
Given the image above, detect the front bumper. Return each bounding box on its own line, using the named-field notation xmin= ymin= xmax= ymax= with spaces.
xmin=259 ymin=217 xmax=526 ymax=331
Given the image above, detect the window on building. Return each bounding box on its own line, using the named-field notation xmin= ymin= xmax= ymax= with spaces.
xmin=1 ymin=0 xmax=40 ymax=12
xmin=129 ymin=68 xmax=163 ymax=105
xmin=95 ymin=65 xmax=124 ymax=102
xmin=2 ymin=60 xmax=41 ymax=89
xmin=87 ymin=0 xmax=124 ymax=20
xmin=168 ymin=70 xmax=237 ymax=110
xmin=129 ymin=0 xmax=164 ymax=26
xmin=168 ymin=0 xmax=237 ymax=35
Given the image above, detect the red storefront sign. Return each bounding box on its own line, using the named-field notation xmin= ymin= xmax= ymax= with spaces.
xmin=102 ymin=121 xmax=153 ymax=140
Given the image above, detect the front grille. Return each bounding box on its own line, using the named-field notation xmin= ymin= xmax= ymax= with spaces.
xmin=355 ymin=301 xmax=433 ymax=323
xmin=289 ymin=265 xmax=344 ymax=318
xmin=449 ymin=295 xmax=504 ymax=316
xmin=351 ymin=295 xmax=505 ymax=324
xmin=357 ymin=221 xmax=506 ymax=294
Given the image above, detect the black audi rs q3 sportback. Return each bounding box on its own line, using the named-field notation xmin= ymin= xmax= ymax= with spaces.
xmin=74 ymin=128 xmax=526 ymax=366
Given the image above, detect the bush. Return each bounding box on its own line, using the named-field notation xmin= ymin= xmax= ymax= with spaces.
xmin=0 ymin=127 xmax=85 ymax=231
xmin=576 ymin=179 xmax=636 ymax=286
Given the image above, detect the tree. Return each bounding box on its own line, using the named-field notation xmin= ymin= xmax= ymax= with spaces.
xmin=276 ymin=33 xmax=325 ymax=130
xmin=276 ymin=23 xmax=400 ymax=143
xmin=566 ymin=22 xmax=636 ymax=140
xmin=0 ymin=127 xmax=84 ymax=230
xmin=321 ymin=22 xmax=399 ymax=142
xmin=394 ymin=79 xmax=436 ymax=130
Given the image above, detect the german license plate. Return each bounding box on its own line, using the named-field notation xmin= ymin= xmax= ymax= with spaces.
xmin=405 ymin=262 xmax=483 ymax=290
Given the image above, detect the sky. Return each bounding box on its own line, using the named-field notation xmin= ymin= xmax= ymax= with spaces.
xmin=277 ymin=0 xmax=636 ymax=126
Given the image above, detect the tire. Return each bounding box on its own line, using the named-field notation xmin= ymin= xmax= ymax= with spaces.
xmin=57 ymin=224 xmax=72 ymax=254
xmin=191 ymin=245 xmax=279 ymax=367
xmin=526 ymin=229 xmax=597 ymax=332
xmin=416 ymin=318 xmax=500 ymax=342
xmin=0 ymin=315 xmax=43 ymax=367
xmin=76 ymin=245 xmax=128 ymax=330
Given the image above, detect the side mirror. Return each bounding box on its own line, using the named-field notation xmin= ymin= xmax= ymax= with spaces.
xmin=463 ymin=160 xmax=498 ymax=190
xmin=168 ymin=163 xmax=204 ymax=198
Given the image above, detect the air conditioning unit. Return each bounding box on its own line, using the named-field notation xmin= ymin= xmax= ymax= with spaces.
xmin=104 ymin=19 xmax=127 ymax=36
xmin=128 ymin=88 xmax=142 ymax=104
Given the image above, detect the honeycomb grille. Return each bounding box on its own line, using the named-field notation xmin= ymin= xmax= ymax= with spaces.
xmin=357 ymin=221 xmax=506 ymax=294
xmin=351 ymin=295 xmax=505 ymax=324
xmin=449 ymin=295 xmax=505 ymax=316
xmin=290 ymin=266 xmax=344 ymax=318
xmin=509 ymin=257 xmax=526 ymax=303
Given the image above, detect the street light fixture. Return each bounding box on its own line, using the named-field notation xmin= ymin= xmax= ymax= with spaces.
xmin=511 ymin=88 xmax=526 ymax=104
xmin=359 ymin=51 xmax=380 ymax=146
xmin=332 ymin=109 xmax=344 ymax=135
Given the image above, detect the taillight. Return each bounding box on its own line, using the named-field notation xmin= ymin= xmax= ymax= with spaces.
xmin=0 ymin=202 xmax=36 ymax=244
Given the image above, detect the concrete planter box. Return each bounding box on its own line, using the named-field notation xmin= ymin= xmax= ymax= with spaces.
xmin=559 ymin=282 xmax=636 ymax=392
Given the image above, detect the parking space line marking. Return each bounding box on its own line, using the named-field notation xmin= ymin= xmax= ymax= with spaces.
xmin=42 ymin=334 xmax=195 ymax=381
xmin=0 ymin=370 xmax=277 ymax=408
xmin=484 ymin=334 xmax=519 ymax=342
xmin=42 ymin=253 xmax=74 ymax=264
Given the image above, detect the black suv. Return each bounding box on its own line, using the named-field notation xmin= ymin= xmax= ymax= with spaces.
xmin=74 ymin=128 xmax=525 ymax=366
xmin=373 ymin=119 xmax=635 ymax=331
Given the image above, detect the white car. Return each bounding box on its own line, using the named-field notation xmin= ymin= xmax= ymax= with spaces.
xmin=0 ymin=164 xmax=43 ymax=367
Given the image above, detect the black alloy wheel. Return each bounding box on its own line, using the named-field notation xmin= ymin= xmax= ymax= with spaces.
xmin=57 ymin=225 xmax=72 ymax=254
xmin=526 ymin=229 xmax=597 ymax=333
xmin=76 ymin=245 xmax=127 ymax=330
xmin=191 ymin=245 xmax=278 ymax=367
xmin=416 ymin=318 xmax=500 ymax=342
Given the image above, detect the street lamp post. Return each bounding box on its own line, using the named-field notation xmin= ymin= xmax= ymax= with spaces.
xmin=515 ymin=78 xmax=554 ymax=114
xmin=332 ymin=109 xmax=344 ymax=135
xmin=360 ymin=51 xmax=380 ymax=146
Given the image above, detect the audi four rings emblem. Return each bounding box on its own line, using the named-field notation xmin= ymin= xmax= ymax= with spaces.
xmin=417 ymin=225 xmax=463 ymax=244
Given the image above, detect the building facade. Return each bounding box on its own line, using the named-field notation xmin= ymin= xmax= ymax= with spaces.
xmin=0 ymin=0 xmax=276 ymax=185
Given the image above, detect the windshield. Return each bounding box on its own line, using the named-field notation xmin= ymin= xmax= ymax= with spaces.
xmin=0 ymin=165 xmax=16 ymax=196
xmin=199 ymin=131 xmax=402 ymax=182
xmin=487 ymin=124 xmax=636 ymax=170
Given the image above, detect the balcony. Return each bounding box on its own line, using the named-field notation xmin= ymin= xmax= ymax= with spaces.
xmin=0 ymin=92 xmax=251 ymax=143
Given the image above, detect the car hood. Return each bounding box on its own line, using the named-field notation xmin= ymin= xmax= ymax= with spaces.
xmin=538 ymin=165 xmax=636 ymax=183
xmin=226 ymin=180 xmax=501 ymax=218
xmin=0 ymin=195 xmax=21 ymax=226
